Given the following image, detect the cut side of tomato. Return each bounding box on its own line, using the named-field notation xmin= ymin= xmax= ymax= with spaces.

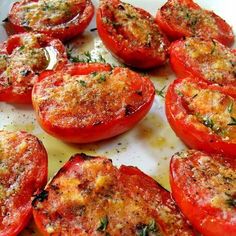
xmin=32 ymin=153 xmax=195 ymax=236
xmin=170 ymin=149 xmax=236 ymax=236
xmin=8 ymin=0 xmax=94 ymax=41
xmin=0 ymin=130 xmax=48 ymax=236
xmin=0 ymin=32 xmax=67 ymax=104
xmin=156 ymin=0 xmax=234 ymax=46
xmin=165 ymin=76 xmax=236 ymax=157
xmin=96 ymin=0 xmax=169 ymax=69
xmin=169 ymin=37 xmax=236 ymax=96
xmin=32 ymin=63 xmax=155 ymax=143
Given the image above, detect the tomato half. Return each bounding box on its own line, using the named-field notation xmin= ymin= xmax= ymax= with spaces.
xmin=96 ymin=0 xmax=169 ymax=69
xmin=169 ymin=37 xmax=236 ymax=96
xmin=0 ymin=32 xmax=67 ymax=104
xmin=165 ymin=76 xmax=236 ymax=157
xmin=8 ymin=0 xmax=94 ymax=41
xmin=32 ymin=63 xmax=155 ymax=143
xmin=170 ymin=149 xmax=236 ymax=236
xmin=32 ymin=153 xmax=195 ymax=235
xmin=0 ymin=130 xmax=48 ymax=236
xmin=156 ymin=0 xmax=234 ymax=46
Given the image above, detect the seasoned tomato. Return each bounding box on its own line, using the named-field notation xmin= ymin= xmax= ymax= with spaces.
xmin=96 ymin=0 xmax=169 ymax=69
xmin=8 ymin=0 xmax=94 ymax=41
xmin=170 ymin=150 xmax=236 ymax=236
xmin=156 ymin=0 xmax=234 ymax=46
xmin=32 ymin=63 xmax=155 ymax=143
xmin=165 ymin=76 xmax=236 ymax=157
xmin=0 ymin=32 xmax=67 ymax=104
xmin=169 ymin=37 xmax=236 ymax=96
xmin=0 ymin=130 xmax=47 ymax=236
xmin=33 ymin=153 xmax=195 ymax=236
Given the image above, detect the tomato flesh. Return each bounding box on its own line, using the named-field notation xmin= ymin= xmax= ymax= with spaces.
xmin=8 ymin=0 xmax=94 ymax=41
xmin=32 ymin=63 xmax=155 ymax=143
xmin=0 ymin=32 xmax=67 ymax=104
xmin=33 ymin=153 xmax=195 ymax=236
xmin=170 ymin=149 xmax=236 ymax=236
xmin=0 ymin=130 xmax=47 ymax=236
xmin=165 ymin=76 xmax=236 ymax=157
xmin=156 ymin=0 xmax=234 ymax=46
xmin=97 ymin=0 xmax=169 ymax=69
xmin=169 ymin=37 xmax=236 ymax=96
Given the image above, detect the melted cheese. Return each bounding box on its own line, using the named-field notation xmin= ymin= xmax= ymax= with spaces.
xmin=33 ymin=158 xmax=193 ymax=235
xmin=0 ymin=33 xmax=49 ymax=94
xmin=16 ymin=0 xmax=84 ymax=29
xmin=103 ymin=1 xmax=167 ymax=55
xmin=184 ymin=38 xmax=236 ymax=85
xmin=161 ymin=0 xmax=218 ymax=37
xmin=177 ymin=80 xmax=236 ymax=141
xmin=34 ymin=68 xmax=150 ymax=128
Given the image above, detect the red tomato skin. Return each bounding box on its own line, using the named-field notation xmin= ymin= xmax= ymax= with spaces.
xmin=0 ymin=33 xmax=67 ymax=104
xmin=170 ymin=150 xmax=236 ymax=236
xmin=32 ymin=63 xmax=155 ymax=143
xmin=33 ymin=153 xmax=195 ymax=236
xmin=0 ymin=131 xmax=48 ymax=236
xmin=156 ymin=0 xmax=234 ymax=46
xmin=169 ymin=39 xmax=236 ymax=97
xmin=96 ymin=0 xmax=169 ymax=69
xmin=165 ymin=77 xmax=236 ymax=158
xmin=8 ymin=0 xmax=94 ymax=41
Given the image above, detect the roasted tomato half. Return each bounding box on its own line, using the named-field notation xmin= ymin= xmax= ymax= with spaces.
xmin=32 ymin=153 xmax=195 ymax=236
xmin=169 ymin=37 xmax=236 ymax=96
xmin=8 ymin=0 xmax=94 ymax=41
xmin=170 ymin=149 xmax=236 ymax=236
xmin=0 ymin=32 xmax=67 ymax=104
xmin=165 ymin=76 xmax=236 ymax=157
xmin=156 ymin=0 xmax=234 ymax=46
xmin=96 ymin=0 xmax=169 ymax=69
xmin=32 ymin=63 xmax=155 ymax=143
xmin=0 ymin=130 xmax=47 ymax=236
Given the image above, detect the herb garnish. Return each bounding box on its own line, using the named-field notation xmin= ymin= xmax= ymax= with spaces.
xmin=97 ymin=215 xmax=109 ymax=231
xmin=77 ymin=80 xmax=87 ymax=87
xmin=228 ymin=102 xmax=233 ymax=113
xmin=228 ymin=117 xmax=236 ymax=126
xmin=155 ymin=86 xmax=166 ymax=98
xmin=136 ymin=219 xmax=158 ymax=236
xmin=202 ymin=116 xmax=214 ymax=129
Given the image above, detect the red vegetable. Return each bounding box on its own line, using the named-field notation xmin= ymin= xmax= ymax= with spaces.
xmin=0 ymin=130 xmax=47 ymax=236
xmin=165 ymin=76 xmax=236 ymax=157
xmin=33 ymin=153 xmax=195 ymax=235
xmin=32 ymin=63 xmax=155 ymax=143
xmin=8 ymin=0 xmax=94 ymax=41
xmin=156 ymin=0 xmax=234 ymax=46
xmin=0 ymin=32 xmax=67 ymax=103
xmin=170 ymin=149 xmax=236 ymax=236
xmin=97 ymin=0 xmax=169 ymax=69
xmin=169 ymin=37 xmax=236 ymax=96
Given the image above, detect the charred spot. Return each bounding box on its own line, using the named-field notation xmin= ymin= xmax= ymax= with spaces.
xmin=50 ymin=184 xmax=60 ymax=193
xmin=2 ymin=17 xmax=8 ymax=23
xmin=20 ymin=69 xmax=31 ymax=77
xmin=93 ymin=120 xmax=103 ymax=126
xmin=90 ymin=27 xmax=97 ymax=32
xmin=135 ymin=90 xmax=143 ymax=96
xmin=32 ymin=190 xmax=49 ymax=207
xmin=118 ymin=4 xmax=125 ymax=10
xmin=73 ymin=153 xmax=96 ymax=161
xmin=125 ymin=105 xmax=135 ymax=116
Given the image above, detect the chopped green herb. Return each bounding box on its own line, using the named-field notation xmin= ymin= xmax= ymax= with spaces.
xmin=228 ymin=102 xmax=233 ymax=113
xmin=77 ymin=80 xmax=87 ymax=87
xmin=155 ymin=86 xmax=166 ymax=98
xmin=228 ymin=116 xmax=236 ymax=126
xmin=97 ymin=216 xmax=108 ymax=231
xmin=97 ymin=74 xmax=106 ymax=83
xmin=126 ymin=13 xmax=136 ymax=19
xmin=32 ymin=190 xmax=48 ymax=206
xmin=148 ymin=219 xmax=156 ymax=232
xmin=91 ymin=72 xmax=98 ymax=77
xmin=203 ymin=116 xmax=214 ymax=129
xmin=136 ymin=220 xmax=159 ymax=236
xmin=19 ymin=46 xmax=25 ymax=51
xmin=176 ymin=89 xmax=183 ymax=96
